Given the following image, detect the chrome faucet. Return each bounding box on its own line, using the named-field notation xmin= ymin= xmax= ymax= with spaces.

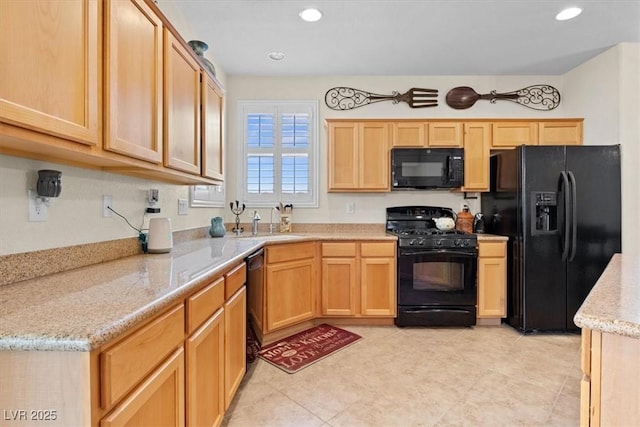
xmin=251 ymin=210 xmax=261 ymax=235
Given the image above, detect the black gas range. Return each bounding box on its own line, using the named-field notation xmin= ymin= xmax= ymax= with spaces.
xmin=387 ymin=206 xmax=478 ymax=327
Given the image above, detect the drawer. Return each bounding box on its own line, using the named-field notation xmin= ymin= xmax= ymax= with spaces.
xmin=225 ymin=262 xmax=247 ymax=300
xmin=267 ymin=242 xmax=315 ymax=264
xmin=361 ymin=242 xmax=396 ymax=257
xmin=101 ymin=304 xmax=185 ymax=409
xmin=478 ymin=241 xmax=506 ymax=258
xmin=322 ymin=242 xmax=357 ymax=257
xmin=186 ymin=276 xmax=225 ymax=334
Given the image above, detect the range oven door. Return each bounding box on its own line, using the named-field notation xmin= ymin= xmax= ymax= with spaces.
xmin=397 ymin=248 xmax=477 ymax=307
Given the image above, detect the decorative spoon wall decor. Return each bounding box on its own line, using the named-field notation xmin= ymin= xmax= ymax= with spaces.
xmin=445 ymin=85 xmax=560 ymax=111
xmin=325 ymin=87 xmax=438 ymax=110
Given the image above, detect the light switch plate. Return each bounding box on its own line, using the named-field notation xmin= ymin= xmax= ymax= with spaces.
xmin=178 ymin=198 xmax=188 ymax=215
xmin=346 ymin=202 xmax=355 ymax=214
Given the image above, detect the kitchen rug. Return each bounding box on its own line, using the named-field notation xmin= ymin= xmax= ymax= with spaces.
xmin=258 ymin=324 xmax=361 ymax=373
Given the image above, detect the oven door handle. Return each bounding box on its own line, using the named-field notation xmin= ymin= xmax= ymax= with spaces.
xmin=399 ymin=248 xmax=477 ymax=257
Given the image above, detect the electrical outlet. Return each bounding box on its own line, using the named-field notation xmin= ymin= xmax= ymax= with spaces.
xmin=346 ymin=202 xmax=355 ymax=214
xmin=28 ymin=190 xmax=48 ymax=222
xmin=148 ymin=189 xmax=159 ymax=204
xmin=103 ymin=195 xmax=113 ymax=217
xmin=178 ymin=198 xmax=188 ymax=215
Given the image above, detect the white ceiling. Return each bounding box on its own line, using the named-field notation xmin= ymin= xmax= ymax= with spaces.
xmin=171 ymin=0 xmax=640 ymax=77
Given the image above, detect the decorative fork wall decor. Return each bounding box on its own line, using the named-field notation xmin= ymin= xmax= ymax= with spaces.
xmin=325 ymin=87 xmax=438 ymax=110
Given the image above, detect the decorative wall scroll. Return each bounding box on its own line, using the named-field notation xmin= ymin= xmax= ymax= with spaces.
xmin=325 ymin=87 xmax=438 ymax=110
xmin=445 ymin=85 xmax=561 ymax=111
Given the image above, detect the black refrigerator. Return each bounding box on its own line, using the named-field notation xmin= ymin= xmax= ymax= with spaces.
xmin=481 ymin=145 xmax=621 ymax=332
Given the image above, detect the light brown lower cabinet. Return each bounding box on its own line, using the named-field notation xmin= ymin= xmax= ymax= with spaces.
xmin=0 ymin=261 xmax=246 ymax=427
xmin=186 ymin=308 xmax=225 ymax=427
xmin=321 ymin=241 xmax=396 ymax=317
xmin=477 ymin=240 xmax=507 ymax=318
xmin=224 ymin=286 xmax=246 ymax=410
xmin=100 ymin=348 xmax=185 ymax=427
xmin=264 ymin=242 xmax=317 ymax=332
xmin=581 ymin=328 xmax=640 ymax=427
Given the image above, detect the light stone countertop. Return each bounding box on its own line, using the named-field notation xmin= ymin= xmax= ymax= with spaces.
xmin=574 ymin=254 xmax=640 ymax=339
xmin=475 ymin=234 xmax=509 ymax=241
xmin=0 ymin=232 xmax=396 ymax=352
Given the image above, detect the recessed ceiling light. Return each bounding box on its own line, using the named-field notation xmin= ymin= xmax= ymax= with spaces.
xmin=268 ymin=51 xmax=285 ymax=61
xmin=556 ymin=7 xmax=582 ymax=21
xmin=299 ymin=8 xmax=322 ymax=22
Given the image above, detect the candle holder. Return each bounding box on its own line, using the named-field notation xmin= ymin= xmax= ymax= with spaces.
xmin=229 ymin=200 xmax=246 ymax=234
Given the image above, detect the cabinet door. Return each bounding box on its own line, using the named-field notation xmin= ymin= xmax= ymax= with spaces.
xmin=462 ymin=122 xmax=491 ymax=191
xmin=266 ymin=258 xmax=316 ymax=331
xmin=164 ymin=30 xmax=201 ymax=174
xmin=427 ymin=122 xmax=463 ymax=147
xmin=224 ymin=286 xmax=246 ymax=410
xmin=105 ymin=0 xmax=163 ymax=163
xmin=477 ymin=256 xmax=506 ymax=317
xmin=492 ymin=122 xmax=538 ymax=148
xmin=328 ymin=122 xmax=359 ymax=190
xmin=100 ymin=348 xmax=185 ymax=427
xmin=186 ymin=309 xmax=224 ymax=427
xmin=0 ymin=0 xmax=99 ymax=145
xmin=202 ymin=75 xmax=224 ymax=180
xmin=391 ymin=122 xmax=426 ymax=147
xmin=359 ymin=122 xmax=390 ymax=190
xmin=321 ymin=258 xmax=358 ymax=316
xmin=360 ymin=258 xmax=396 ymax=316
xmin=539 ymin=121 xmax=583 ymax=146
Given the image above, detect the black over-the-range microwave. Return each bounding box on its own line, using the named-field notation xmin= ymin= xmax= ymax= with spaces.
xmin=391 ymin=147 xmax=464 ymax=189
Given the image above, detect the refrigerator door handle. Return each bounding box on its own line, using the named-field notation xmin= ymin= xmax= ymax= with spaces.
xmin=568 ymin=171 xmax=578 ymax=262
xmin=560 ymin=171 xmax=571 ymax=261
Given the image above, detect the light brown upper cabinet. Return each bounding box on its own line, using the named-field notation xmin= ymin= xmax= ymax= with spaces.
xmin=163 ymin=29 xmax=201 ymax=174
xmin=462 ymin=123 xmax=491 ymax=191
xmin=539 ymin=121 xmax=583 ymax=145
xmin=391 ymin=122 xmax=426 ymax=147
xmin=328 ymin=121 xmax=390 ymax=191
xmin=0 ymin=0 xmax=100 ymax=145
xmin=391 ymin=121 xmax=463 ymax=147
xmin=104 ymin=0 xmax=163 ymax=164
xmin=427 ymin=122 xmax=464 ymax=147
xmin=492 ymin=121 xmax=538 ymax=148
xmin=201 ymin=75 xmax=224 ymax=181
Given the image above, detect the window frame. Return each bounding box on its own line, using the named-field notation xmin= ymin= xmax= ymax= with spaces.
xmin=237 ymin=100 xmax=319 ymax=208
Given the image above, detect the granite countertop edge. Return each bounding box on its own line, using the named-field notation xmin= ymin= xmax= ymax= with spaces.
xmin=573 ymin=253 xmax=640 ymax=340
xmin=0 ymin=232 xmax=397 ymax=352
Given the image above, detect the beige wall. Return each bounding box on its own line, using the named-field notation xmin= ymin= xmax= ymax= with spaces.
xmin=0 ymin=156 xmax=225 ymax=255
xmin=563 ymin=43 xmax=640 ymax=254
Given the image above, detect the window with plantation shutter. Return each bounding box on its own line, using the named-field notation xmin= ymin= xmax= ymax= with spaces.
xmin=238 ymin=101 xmax=318 ymax=207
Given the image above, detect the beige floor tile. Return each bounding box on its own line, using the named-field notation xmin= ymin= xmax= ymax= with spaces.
xmin=224 ymin=324 xmax=581 ymax=427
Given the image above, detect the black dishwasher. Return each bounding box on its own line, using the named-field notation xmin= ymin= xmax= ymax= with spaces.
xmin=245 ymin=248 xmax=263 ymax=362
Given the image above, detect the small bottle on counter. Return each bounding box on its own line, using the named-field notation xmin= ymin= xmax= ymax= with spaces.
xmin=455 ymin=205 xmax=474 ymax=234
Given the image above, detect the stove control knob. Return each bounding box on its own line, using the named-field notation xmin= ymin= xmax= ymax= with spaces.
xmin=454 ymin=239 xmax=461 ymax=246
xmin=435 ymin=239 xmax=443 ymax=246
xmin=462 ymin=240 xmax=469 ymax=247
xmin=409 ymin=239 xmax=417 ymax=246
xmin=418 ymin=238 xmax=425 ymax=246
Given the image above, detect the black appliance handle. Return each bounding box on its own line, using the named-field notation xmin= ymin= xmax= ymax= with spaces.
xmin=560 ymin=171 xmax=570 ymax=261
xmin=399 ymin=248 xmax=477 ymax=258
xmin=568 ymin=171 xmax=578 ymax=262
xmin=447 ymin=155 xmax=454 ymax=181
xmin=403 ymin=308 xmax=473 ymax=314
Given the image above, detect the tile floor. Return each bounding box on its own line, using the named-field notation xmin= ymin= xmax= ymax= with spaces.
xmin=223 ymin=324 xmax=581 ymax=427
